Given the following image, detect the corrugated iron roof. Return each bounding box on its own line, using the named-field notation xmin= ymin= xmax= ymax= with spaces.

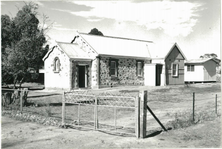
xmin=79 ymin=33 xmax=152 ymax=59
xmin=185 ymin=58 xmax=218 ymax=64
xmin=56 ymin=42 xmax=93 ymax=60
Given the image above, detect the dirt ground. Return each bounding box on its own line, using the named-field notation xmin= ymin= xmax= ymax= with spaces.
xmin=1 ymin=114 xmax=221 ymax=148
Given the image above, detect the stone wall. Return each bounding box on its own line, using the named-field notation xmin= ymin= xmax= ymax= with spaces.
xmin=99 ymin=57 xmax=146 ymax=87
xmin=91 ymin=58 xmax=99 ymax=89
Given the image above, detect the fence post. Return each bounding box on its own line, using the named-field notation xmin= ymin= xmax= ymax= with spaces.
xmin=135 ymin=95 xmax=140 ymax=138
xmin=139 ymin=90 xmax=147 ymax=138
xmin=1 ymin=89 xmax=2 ymax=111
xmin=193 ymin=92 xmax=195 ymax=122
xmin=215 ymin=94 xmax=217 ymax=115
xmin=62 ymin=91 xmax=65 ymax=126
xmin=94 ymin=96 xmax=98 ymax=130
xmin=114 ymin=107 xmax=117 ymax=130
xmin=78 ymin=104 xmax=80 ymax=126
xmin=20 ymin=89 xmax=23 ymax=112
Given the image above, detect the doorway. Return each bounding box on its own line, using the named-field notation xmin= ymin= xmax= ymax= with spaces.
xmin=78 ymin=66 xmax=87 ymax=88
xmin=156 ymin=65 xmax=162 ymax=86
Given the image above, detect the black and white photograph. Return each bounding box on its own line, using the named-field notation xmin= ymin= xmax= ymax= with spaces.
xmin=1 ymin=0 xmax=221 ymax=148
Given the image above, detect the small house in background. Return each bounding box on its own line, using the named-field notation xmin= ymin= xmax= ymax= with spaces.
xmin=145 ymin=43 xmax=187 ymax=86
xmin=184 ymin=58 xmax=219 ymax=83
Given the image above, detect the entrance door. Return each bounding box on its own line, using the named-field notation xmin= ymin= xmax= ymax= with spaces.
xmin=156 ymin=65 xmax=162 ymax=86
xmin=79 ymin=66 xmax=86 ymax=88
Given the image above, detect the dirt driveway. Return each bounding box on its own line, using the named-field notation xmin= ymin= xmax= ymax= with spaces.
xmin=2 ymin=115 xmax=221 ymax=148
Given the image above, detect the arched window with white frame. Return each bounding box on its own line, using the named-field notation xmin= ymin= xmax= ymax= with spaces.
xmin=53 ymin=57 xmax=61 ymax=72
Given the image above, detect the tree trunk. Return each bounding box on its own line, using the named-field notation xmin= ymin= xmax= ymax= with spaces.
xmin=19 ymin=77 xmax=24 ymax=89
xmin=13 ymin=76 xmax=17 ymax=89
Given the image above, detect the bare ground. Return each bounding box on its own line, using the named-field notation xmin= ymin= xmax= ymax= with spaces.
xmin=1 ymin=116 xmax=221 ymax=148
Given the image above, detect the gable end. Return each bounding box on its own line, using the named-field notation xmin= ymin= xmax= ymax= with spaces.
xmin=165 ymin=43 xmax=187 ymax=61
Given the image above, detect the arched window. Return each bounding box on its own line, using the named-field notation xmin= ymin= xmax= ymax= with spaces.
xmin=53 ymin=57 xmax=61 ymax=72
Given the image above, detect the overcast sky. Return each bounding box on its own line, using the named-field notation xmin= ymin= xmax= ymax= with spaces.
xmin=1 ymin=0 xmax=221 ymax=59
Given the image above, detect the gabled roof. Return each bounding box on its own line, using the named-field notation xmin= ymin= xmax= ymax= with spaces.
xmin=43 ymin=41 xmax=94 ymax=61
xmin=148 ymin=42 xmax=187 ymax=60
xmin=78 ymin=32 xmax=152 ymax=59
xmin=185 ymin=58 xmax=220 ymax=64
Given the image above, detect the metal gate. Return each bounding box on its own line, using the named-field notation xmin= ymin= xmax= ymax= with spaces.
xmin=62 ymin=91 xmax=136 ymax=136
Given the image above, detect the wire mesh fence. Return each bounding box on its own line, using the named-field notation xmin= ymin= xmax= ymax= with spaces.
xmin=146 ymin=90 xmax=221 ymax=132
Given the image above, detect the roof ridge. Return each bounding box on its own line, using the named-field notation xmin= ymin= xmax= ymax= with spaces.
xmin=56 ymin=41 xmax=78 ymax=45
xmin=79 ymin=32 xmax=153 ymax=43
xmin=186 ymin=57 xmax=218 ymax=64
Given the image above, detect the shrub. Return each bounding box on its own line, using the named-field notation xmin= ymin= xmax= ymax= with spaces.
xmin=168 ymin=111 xmax=195 ymax=129
xmin=167 ymin=109 xmax=220 ymax=130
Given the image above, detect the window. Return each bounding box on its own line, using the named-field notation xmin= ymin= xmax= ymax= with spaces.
xmin=110 ymin=60 xmax=117 ymax=77
xmin=187 ymin=65 xmax=194 ymax=72
xmin=137 ymin=61 xmax=143 ymax=77
xmin=171 ymin=63 xmax=179 ymax=77
xmin=53 ymin=57 xmax=61 ymax=72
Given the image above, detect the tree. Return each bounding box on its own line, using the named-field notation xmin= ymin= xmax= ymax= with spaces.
xmin=1 ymin=15 xmax=12 ymax=55
xmin=88 ymin=28 xmax=104 ymax=36
xmin=1 ymin=2 xmax=49 ymax=88
xmin=200 ymin=53 xmax=218 ymax=59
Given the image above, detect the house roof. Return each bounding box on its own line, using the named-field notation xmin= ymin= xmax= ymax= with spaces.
xmin=78 ymin=32 xmax=152 ymax=59
xmin=148 ymin=42 xmax=187 ymax=60
xmin=185 ymin=58 xmax=219 ymax=64
xmin=43 ymin=32 xmax=188 ymax=62
xmin=43 ymin=41 xmax=94 ymax=61
xmin=57 ymin=42 xmax=94 ymax=59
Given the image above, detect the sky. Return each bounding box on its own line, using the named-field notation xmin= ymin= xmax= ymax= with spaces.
xmin=1 ymin=0 xmax=221 ymax=59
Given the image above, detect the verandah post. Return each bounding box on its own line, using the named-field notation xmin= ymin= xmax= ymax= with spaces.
xmin=62 ymin=91 xmax=66 ymax=126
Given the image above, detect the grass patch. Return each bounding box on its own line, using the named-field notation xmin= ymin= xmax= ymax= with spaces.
xmin=166 ymin=109 xmax=220 ymax=130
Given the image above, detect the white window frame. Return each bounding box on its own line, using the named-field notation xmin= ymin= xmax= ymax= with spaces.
xmin=171 ymin=63 xmax=179 ymax=77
